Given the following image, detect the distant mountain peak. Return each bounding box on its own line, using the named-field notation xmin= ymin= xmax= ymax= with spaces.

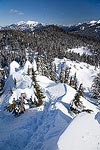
xmin=1 ymin=20 xmax=43 ymax=31
xmin=16 ymin=21 xmax=26 ymax=26
xmin=89 ymin=20 xmax=97 ymax=24
xmin=17 ymin=20 xmax=39 ymax=26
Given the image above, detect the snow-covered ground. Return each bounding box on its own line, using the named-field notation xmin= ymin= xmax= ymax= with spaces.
xmin=0 ymin=58 xmax=100 ymax=150
xmin=54 ymin=57 xmax=99 ymax=90
xmin=58 ymin=112 xmax=100 ymax=150
xmin=67 ymin=47 xmax=92 ymax=55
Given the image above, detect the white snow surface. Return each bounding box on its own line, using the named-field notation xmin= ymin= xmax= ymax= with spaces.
xmin=17 ymin=20 xmax=39 ymax=26
xmin=0 ymin=59 xmax=100 ymax=150
xmin=68 ymin=47 xmax=92 ymax=55
xmin=58 ymin=112 xmax=100 ymax=150
xmin=54 ymin=57 xmax=99 ymax=89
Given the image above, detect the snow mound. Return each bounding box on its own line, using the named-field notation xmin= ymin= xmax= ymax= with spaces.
xmin=10 ymin=61 xmax=20 ymax=75
xmin=24 ymin=60 xmax=33 ymax=74
xmin=58 ymin=112 xmax=100 ymax=150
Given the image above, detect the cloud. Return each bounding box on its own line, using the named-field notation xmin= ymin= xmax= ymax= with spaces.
xmin=10 ymin=9 xmax=24 ymax=15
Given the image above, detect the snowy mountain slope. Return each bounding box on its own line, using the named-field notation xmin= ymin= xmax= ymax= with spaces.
xmin=58 ymin=112 xmax=100 ymax=150
xmin=0 ymin=59 xmax=99 ymax=150
xmin=61 ymin=20 xmax=100 ymax=39
xmin=1 ymin=19 xmax=100 ymax=40
xmin=54 ymin=57 xmax=99 ymax=90
xmin=1 ymin=20 xmax=43 ymax=31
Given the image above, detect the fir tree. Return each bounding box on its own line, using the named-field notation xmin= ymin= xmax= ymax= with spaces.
xmin=91 ymin=73 xmax=100 ymax=103
xmin=70 ymin=84 xmax=92 ymax=114
xmin=78 ymin=83 xmax=84 ymax=97
xmin=70 ymin=92 xmax=85 ymax=114
xmin=64 ymin=66 xmax=70 ymax=84
xmin=32 ymin=68 xmax=45 ymax=107
xmin=59 ymin=67 xmax=65 ymax=83
xmin=13 ymin=78 xmax=17 ymax=86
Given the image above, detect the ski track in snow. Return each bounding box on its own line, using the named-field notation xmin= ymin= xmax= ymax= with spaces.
xmin=0 ymin=82 xmax=72 ymax=150
xmin=24 ymin=83 xmax=71 ymax=150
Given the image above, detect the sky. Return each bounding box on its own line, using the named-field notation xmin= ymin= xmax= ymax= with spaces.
xmin=0 ymin=0 xmax=100 ymax=26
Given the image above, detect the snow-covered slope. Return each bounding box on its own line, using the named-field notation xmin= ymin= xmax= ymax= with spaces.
xmin=0 ymin=59 xmax=99 ymax=150
xmin=58 ymin=112 xmax=100 ymax=150
xmin=1 ymin=20 xmax=43 ymax=31
xmin=54 ymin=57 xmax=99 ymax=90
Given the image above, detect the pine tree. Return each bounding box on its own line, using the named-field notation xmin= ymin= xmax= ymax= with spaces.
xmin=59 ymin=67 xmax=65 ymax=83
xmin=13 ymin=78 xmax=17 ymax=86
xmin=91 ymin=73 xmax=100 ymax=103
xmin=27 ymin=66 xmax=30 ymax=75
xmin=73 ymin=73 xmax=78 ymax=90
xmin=64 ymin=66 xmax=70 ymax=84
xmin=69 ymin=76 xmax=72 ymax=86
xmin=32 ymin=68 xmax=45 ymax=107
xmin=78 ymin=83 xmax=84 ymax=96
xmin=70 ymin=84 xmax=92 ymax=114
xmin=70 ymin=92 xmax=85 ymax=114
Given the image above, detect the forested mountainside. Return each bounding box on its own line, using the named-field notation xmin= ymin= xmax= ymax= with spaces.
xmin=0 ymin=25 xmax=100 ymax=69
xmin=61 ymin=20 xmax=100 ymax=39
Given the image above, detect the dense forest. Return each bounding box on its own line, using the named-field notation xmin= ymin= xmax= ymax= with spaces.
xmin=0 ymin=25 xmax=100 ymax=69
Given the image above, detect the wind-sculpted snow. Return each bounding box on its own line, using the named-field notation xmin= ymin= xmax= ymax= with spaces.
xmin=0 ymin=59 xmax=99 ymax=150
xmin=58 ymin=112 xmax=100 ymax=150
xmin=0 ymin=61 xmax=72 ymax=150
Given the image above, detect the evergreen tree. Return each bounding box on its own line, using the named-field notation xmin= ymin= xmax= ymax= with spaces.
xmin=59 ymin=67 xmax=65 ymax=83
xmin=64 ymin=66 xmax=70 ymax=84
xmin=70 ymin=92 xmax=85 ymax=114
xmin=70 ymin=84 xmax=92 ymax=114
xmin=27 ymin=67 xmax=30 ymax=75
xmin=32 ymin=68 xmax=45 ymax=107
xmin=73 ymin=73 xmax=78 ymax=90
xmin=78 ymin=83 xmax=84 ymax=97
xmin=13 ymin=78 xmax=17 ymax=86
xmin=91 ymin=73 xmax=100 ymax=103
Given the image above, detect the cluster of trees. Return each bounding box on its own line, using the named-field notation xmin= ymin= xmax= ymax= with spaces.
xmin=4 ymin=63 xmax=45 ymax=116
xmin=0 ymin=67 xmax=9 ymax=92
